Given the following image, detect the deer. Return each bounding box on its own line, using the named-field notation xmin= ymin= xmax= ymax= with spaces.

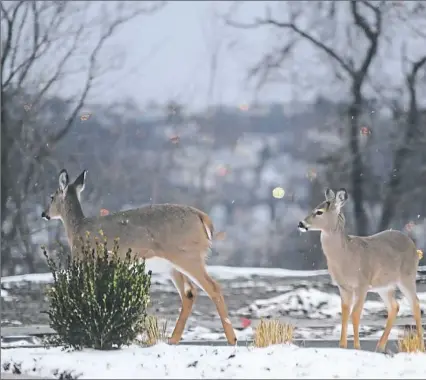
xmin=298 ymin=188 xmax=424 ymax=352
xmin=41 ymin=169 xmax=237 ymax=346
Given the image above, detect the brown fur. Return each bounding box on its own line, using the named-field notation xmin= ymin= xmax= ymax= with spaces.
xmin=42 ymin=169 xmax=237 ymax=346
xmin=299 ymin=188 xmax=424 ymax=352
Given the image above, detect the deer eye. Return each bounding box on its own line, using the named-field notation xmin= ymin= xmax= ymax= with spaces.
xmin=315 ymin=210 xmax=324 ymax=216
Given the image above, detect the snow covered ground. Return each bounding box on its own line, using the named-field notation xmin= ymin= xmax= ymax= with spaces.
xmin=0 ymin=265 xmax=331 ymax=288
xmin=2 ymin=343 xmax=426 ymax=379
xmin=2 ymin=265 xmax=425 ymax=344
xmin=236 ymin=288 xmax=426 ymax=320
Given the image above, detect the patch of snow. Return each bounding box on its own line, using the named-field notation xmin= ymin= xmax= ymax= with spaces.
xmin=0 ymin=289 xmax=15 ymax=301
xmin=207 ymin=266 xmax=329 ymax=280
xmin=0 ymin=266 xmax=329 ymax=288
xmin=0 ymin=320 xmax=22 ymax=327
xmin=1 ymin=273 xmax=54 ymax=288
xmin=3 ymin=265 xmax=423 ymax=286
xmin=237 ymin=288 xmax=426 ymax=320
xmin=2 ymin=343 xmax=426 ymax=379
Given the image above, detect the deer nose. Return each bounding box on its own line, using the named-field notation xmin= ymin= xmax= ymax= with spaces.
xmin=298 ymin=221 xmax=308 ymax=231
xmin=41 ymin=212 xmax=50 ymax=221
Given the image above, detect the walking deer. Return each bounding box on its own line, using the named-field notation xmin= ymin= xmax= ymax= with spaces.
xmin=298 ymin=188 xmax=424 ymax=352
xmin=41 ymin=169 xmax=237 ymax=345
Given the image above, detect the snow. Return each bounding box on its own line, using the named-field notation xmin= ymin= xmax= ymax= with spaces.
xmin=236 ymin=288 xmax=426 ymax=320
xmin=1 ymin=273 xmax=54 ymax=288
xmin=206 ymin=266 xmax=330 ymax=280
xmin=0 ymin=265 xmax=329 ymax=288
xmin=2 ymin=265 xmax=424 ymax=287
xmin=1 ymin=289 xmax=14 ymax=302
xmin=2 ymin=343 xmax=426 ymax=379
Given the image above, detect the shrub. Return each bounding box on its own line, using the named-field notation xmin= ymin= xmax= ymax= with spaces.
xmin=253 ymin=319 xmax=294 ymax=348
xmin=43 ymin=235 xmax=152 ymax=350
xmin=398 ymin=328 xmax=425 ymax=353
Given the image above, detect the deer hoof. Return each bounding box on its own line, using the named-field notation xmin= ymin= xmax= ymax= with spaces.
xmin=168 ymin=337 xmax=180 ymax=345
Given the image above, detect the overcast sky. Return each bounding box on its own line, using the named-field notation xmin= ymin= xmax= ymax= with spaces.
xmin=77 ymin=0 xmax=311 ymax=110
xmin=67 ymin=1 xmax=425 ymax=111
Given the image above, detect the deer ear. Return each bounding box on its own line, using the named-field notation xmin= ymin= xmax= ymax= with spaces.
xmin=74 ymin=169 xmax=87 ymax=193
xmin=324 ymin=188 xmax=335 ymax=201
xmin=58 ymin=169 xmax=69 ymax=192
xmin=335 ymin=188 xmax=348 ymax=208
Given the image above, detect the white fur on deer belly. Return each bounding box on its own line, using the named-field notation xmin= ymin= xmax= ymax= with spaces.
xmin=144 ymin=257 xmax=173 ymax=274
xmin=143 ymin=257 xmax=208 ymax=294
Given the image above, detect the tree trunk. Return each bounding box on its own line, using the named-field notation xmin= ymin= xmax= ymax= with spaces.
xmin=349 ymin=85 xmax=368 ymax=236
xmin=378 ymin=81 xmax=419 ymax=231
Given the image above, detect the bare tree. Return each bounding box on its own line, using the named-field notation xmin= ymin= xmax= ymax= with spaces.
xmin=378 ymin=54 xmax=426 ymax=230
xmin=225 ymin=1 xmax=389 ymax=235
xmin=1 ymin=1 xmax=166 ymax=275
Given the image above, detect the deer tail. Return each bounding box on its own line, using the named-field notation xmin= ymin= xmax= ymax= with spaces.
xmin=196 ymin=210 xmax=226 ymax=242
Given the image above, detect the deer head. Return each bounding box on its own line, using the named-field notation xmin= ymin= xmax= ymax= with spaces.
xmin=41 ymin=169 xmax=87 ymax=221
xmin=298 ymin=188 xmax=348 ymax=232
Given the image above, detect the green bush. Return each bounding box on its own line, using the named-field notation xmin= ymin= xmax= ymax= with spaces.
xmin=43 ymin=235 xmax=152 ymax=350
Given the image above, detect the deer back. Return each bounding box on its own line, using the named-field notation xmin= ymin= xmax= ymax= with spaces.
xmin=75 ymin=204 xmax=212 ymax=260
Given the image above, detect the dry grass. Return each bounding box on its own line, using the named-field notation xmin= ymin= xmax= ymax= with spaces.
xmin=139 ymin=315 xmax=169 ymax=346
xmin=253 ymin=319 xmax=294 ymax=348
xmin=398 ymin=329 xmax=425 ymax=353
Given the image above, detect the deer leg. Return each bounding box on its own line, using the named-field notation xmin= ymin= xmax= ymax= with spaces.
xmin=399 ymin=280 xmax=425 ymax=351
xmin=377 ymin=289 xmax=399 ymax=352
xmin=339 ymin=288 xmax=353 ymax=349
xmin=172 ymin=258 xmax=237 ymax=345
xmin=351 ymin=288 xmax=367 ymax=350
xmin=168 ymin=269 xmax=197 ymax=345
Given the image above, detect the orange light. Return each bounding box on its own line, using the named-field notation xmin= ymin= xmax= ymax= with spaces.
xmin=80 ymin=113 xmax=92 ymax=121
xmin=217 ymin=165 xmax=229 ymax=177
xmin=100 ymin=208 xmax=110 ymax=216
xmin=170 ymin=135 xmax=180 ymax=144
xmin=360 ymin=126 xmax=371 ymax=135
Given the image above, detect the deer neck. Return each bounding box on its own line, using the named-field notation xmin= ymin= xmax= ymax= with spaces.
xmin=61 ymin=197 xmax=85 ymax=247
xmin=320 ymin=220 xmax=349 ymax=261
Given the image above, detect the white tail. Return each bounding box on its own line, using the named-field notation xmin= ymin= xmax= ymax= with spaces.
xmin=298 ymin=188 xmax=424 ymax=352
xmin=42 ymin=169 xmax=237 ymax=345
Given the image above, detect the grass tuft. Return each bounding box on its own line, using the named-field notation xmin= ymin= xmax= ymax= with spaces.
xmin=398 ymin=328 xmax=425 ymax=353
xmin=140 ymin=315 xmax=169 ymax=346
xmin=253 ymin=319 xmax=294 ymax=348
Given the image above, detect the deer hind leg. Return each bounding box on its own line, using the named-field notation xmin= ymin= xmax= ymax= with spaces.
xmin=172 ymin=257 xmax=237 ymax=346
xmin=351 ymin=287 xmax=368 ymax=350
xmin=376 ymin=288 xmax=399 ymax=352
xmin=398 ymin=280 xmax=425 ymax=351
xmin=168 ymin=269 xmax=198 ymax=345
xmin=338 ymin=288 xmax=353 ymax=349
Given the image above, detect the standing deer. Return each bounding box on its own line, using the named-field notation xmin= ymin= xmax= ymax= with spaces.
xmin=41 ymin=169 xmax=237 ymax=346
xmin=298 ymin=188 xmax=424 ymax=352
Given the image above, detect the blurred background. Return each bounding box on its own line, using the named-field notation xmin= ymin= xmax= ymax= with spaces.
xmin=2 ymin=0 xmax=426 ymax=276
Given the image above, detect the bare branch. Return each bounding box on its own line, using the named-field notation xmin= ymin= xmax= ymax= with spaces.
xmin=350 ymin=0 xmax=382 ymax=79
xmin=1 ymin=1 xmax=26 ymax=70
xmin=225 ymin=7 xmax=354 ymax=76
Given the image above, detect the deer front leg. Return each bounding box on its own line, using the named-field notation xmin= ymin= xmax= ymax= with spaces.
xmin=168 ymin=269 xmax=197 ymax=345
xmin=339 ymin=288 xmax=353 ymax=349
